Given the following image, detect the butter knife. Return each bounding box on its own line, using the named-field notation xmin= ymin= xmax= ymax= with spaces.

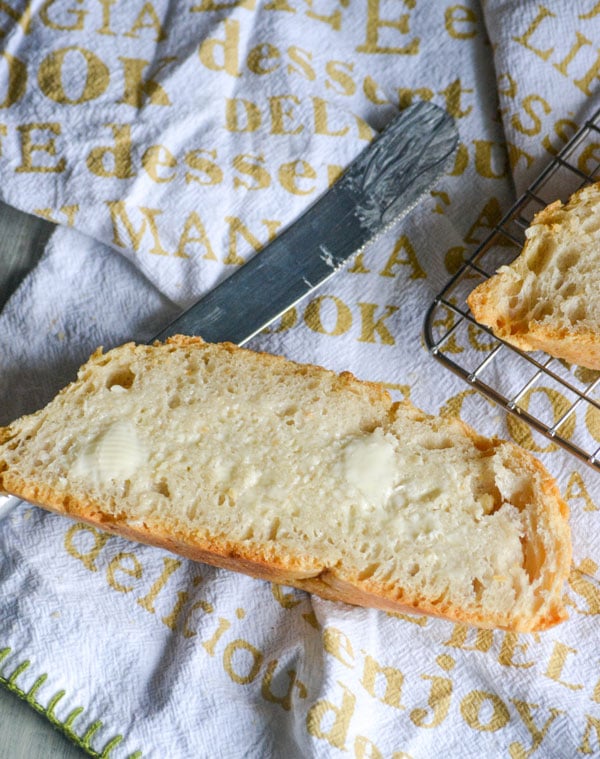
xmin=154 ymin=101 xmax=458 ymax=344
xmin=0 ymin=101 xmax=457 ymax=520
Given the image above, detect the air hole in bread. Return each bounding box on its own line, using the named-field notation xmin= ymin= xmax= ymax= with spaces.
xmin=60 ymin=439 xmax=74 ymax=455
xmin=154 ymin=478 xmax=170 ymax=497
xmin=268 ymin=517 xmax=280 ymax=541
xmin=420 ymin=435 xmax=454 ymax=450
xmin=534 ymin=303 xmax=553 ymax=320
xmin=526 ymin=245 xmax=553 ymax=274
xmin=106 ymin=367 xmax=135 ymax=390
xmin=218 ymin=491 xmax=235 ymax=508
xmin=357 ymin=563 xmax=378 ymax=581
xmin=556 ymin=249 xmax=580 ymax=272
xmin=472 ymin=577 xmax=484 ymax=602
xmin=565 ymin=300 xmax=586 ymax=324
xmin=505 ymin=279 xmax=524 ymax=298
xmin=509 ymin=322 xmax=526 ymax=335
xmin=521 ymin=535 xmax=544 ymax=586
xmin=429 ymin=585 xmax=450 ymax=605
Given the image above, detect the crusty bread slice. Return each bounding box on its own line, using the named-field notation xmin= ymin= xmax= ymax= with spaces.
xmin=468 ymin=182 xmax=600 ymax=370
xmin=0 ymin=336 xmax=570 ymax=631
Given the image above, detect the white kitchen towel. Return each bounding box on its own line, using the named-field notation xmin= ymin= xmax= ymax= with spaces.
xmin=1 ymin=2 xmax=600 ymax=757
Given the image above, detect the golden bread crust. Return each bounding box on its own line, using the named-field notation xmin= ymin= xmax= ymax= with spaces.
xmin=0 ymin=472 xmax=569 ymax=632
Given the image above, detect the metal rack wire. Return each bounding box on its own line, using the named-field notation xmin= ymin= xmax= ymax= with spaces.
xmin=424 ymin=108 xmax=600 ymax=472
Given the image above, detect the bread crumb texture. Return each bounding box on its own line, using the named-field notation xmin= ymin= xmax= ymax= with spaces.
xmin=0 ymin=337 xmax=571 ymax=631
xmin=468 ymin=182 xmax=600 ymax=369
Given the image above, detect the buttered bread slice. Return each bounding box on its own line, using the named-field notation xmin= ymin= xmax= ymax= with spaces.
xmin=0 ymin=336 xmax=571 ymax=631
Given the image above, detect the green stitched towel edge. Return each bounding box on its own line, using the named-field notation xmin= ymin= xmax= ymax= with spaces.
xmin=0 ymin=647 xmax=142 ymax=759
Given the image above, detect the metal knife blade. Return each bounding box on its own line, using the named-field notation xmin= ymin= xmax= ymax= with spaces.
xmin=153 ymin=101 xmax=458 ymax=345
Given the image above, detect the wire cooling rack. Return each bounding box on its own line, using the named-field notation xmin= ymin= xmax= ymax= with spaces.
xmin=424 ymin=108 xmax=600 ymax=472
